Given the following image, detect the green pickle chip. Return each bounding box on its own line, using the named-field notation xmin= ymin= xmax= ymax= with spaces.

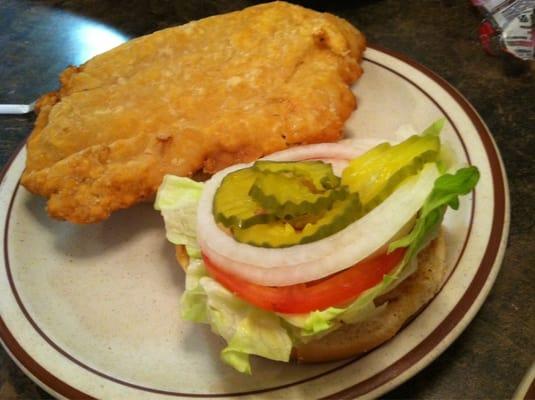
xmin=232 ymin=193 xmax=361 ymax=248
xmin=253 ymin=160 xmax=340 ymax=190
xmin=213 ymin=168 xmax=273 ymax=229
xmin=341 ymin=134 xmax=440 ymax=211
xmin=249 ymin=171 xmax=347 ymax=219
xmin=212 ymin=131 xmax=441 ymax=248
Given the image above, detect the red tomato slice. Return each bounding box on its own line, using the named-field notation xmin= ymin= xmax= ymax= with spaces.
xmin=203 ymin=247 xmax=406 ymax=314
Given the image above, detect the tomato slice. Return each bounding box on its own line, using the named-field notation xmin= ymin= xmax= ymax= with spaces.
xmin=203 ymin=247 xmax=406 ymax=314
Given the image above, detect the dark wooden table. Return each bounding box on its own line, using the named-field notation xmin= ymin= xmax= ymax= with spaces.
xmin=1 ymin=1 xmax=533 ymax=399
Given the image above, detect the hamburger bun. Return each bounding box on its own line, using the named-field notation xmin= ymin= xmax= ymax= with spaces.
xmin=174 ymin=230 xmax=446 ymax=363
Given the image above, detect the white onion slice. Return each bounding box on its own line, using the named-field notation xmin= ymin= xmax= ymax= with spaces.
xmin=261 ymin=140 xmax=385 ymax=179
xmin=196 ymin=139 xmax=439 ymax=286
xmin=263 ymin=139 xmax=383 ymax=162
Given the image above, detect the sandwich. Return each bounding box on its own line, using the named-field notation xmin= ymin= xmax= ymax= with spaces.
xmin=154 ymin=120 xmax=479 ymax=374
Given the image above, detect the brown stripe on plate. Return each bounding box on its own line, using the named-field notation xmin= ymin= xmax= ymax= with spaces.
xmin=0 ymin=317 xmax=96 ymax=400
xmin=525 ymin=374 xmax=535 ymax=400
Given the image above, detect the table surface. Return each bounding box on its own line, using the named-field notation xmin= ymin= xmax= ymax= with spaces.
xmin=0 ymin=0 xmax=533 ymax=399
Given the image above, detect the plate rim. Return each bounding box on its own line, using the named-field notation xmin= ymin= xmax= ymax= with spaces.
xmin=0 ymin=44 xmax=510 ymax=399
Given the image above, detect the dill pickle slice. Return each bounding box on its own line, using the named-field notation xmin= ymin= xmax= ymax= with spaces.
xmin=232 ymin=193 xmax=361 ymax=248
xmin=253 ymin=160 xmax=340 ymax=190
xmin=213 ymin=168 xmax=273 ymax=229
xmin=341 ymin=134 xmax=440 ymax=211
xmin=249 ymin=171 xmax=348 ymax=218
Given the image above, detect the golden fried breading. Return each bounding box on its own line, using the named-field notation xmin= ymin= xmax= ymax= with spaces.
xmin=21 ymin=2 xmax=366 ymax=223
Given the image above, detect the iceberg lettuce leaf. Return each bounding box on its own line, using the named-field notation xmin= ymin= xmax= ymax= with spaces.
xmin=180 ymin=260 xmax=209 ymax=323
xmin=181 ymin=263 xmax=292 ymax=374
xmin=154 ymin=175 xmax=204 ymax=259
xmin=389 ymin=166 xmax=480 ymax=262
xmin=421 ymin=118 xmax=445 ymax=137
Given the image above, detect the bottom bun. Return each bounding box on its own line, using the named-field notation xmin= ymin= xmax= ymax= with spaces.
xmin=175 ymin=231 xmax=447 ymax=364
xmin=293 ymin=231 xmax=447 ymax=362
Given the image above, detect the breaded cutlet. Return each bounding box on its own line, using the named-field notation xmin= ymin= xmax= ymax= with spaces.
xmin=22 ymin=1 xmax=366 ymax=223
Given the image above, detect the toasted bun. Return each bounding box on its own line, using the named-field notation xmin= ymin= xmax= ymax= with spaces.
xmin=175 ymin=230 xmax=447 ymax=363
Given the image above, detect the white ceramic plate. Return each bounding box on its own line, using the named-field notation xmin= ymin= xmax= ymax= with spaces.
xmin=0 ymin=46 xmax=509 ymax=399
